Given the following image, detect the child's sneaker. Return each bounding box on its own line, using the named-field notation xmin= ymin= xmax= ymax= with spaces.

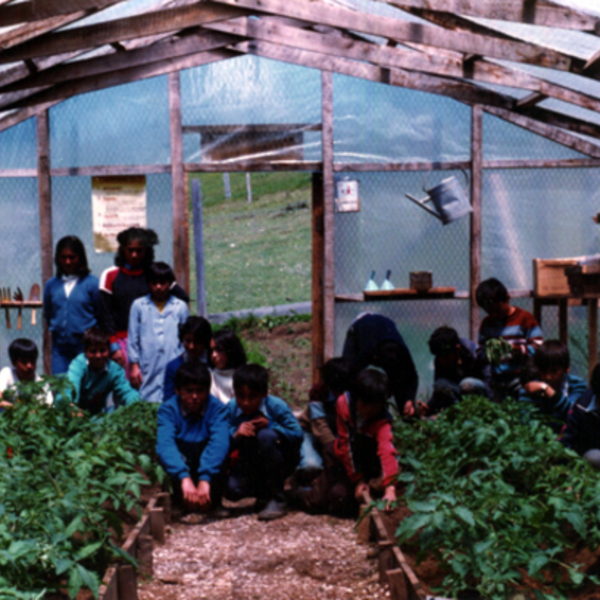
xmin=257 ymin=499 xmax=288 ymax=521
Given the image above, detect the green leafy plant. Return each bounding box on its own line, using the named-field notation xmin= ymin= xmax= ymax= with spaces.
xmin=0 ymin=381 xmax=163 ymax=599
xmin=393 ymin=396 xmax=600 ymax=600
xmin=484 ymin=337 xmax=514 ymax=366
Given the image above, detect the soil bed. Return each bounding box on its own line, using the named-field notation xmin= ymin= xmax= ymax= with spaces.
xmin=138 ymin=506 xmax=389 ymax=600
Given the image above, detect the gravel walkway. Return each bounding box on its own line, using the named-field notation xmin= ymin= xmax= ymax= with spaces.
xmin=138 ymin=507 xmax=390 ymax=600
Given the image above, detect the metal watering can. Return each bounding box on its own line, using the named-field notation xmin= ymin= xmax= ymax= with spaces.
xmin=405 ymin=170 xmax=472 ymax=225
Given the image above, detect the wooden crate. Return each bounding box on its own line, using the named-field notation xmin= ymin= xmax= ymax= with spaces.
xmin=533 ymin=258 xmax=579 ymax=297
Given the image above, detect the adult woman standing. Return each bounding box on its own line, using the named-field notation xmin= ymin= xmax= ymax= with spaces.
xmin=97 ymin=227 xmax=188 ymax=375
xmin=43 ymin=235 xmax=99 ymax=374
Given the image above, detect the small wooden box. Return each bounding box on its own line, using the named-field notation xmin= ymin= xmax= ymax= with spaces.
xmin=533 ymin=258 xmax=578 ymax=297
xmin=409 ymin=271 xmax=432 ymax=293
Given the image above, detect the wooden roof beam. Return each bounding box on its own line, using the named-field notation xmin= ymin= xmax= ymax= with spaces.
xmin=379 ymin=0 xmax=600 ymax=32
xmin=516 ymin=92 xmax=547 ymax=108
xmin=483 ymin=105 xmax=600 ymax=157
xmin=0 ymin=3 xmax=247 ymax=64
xmin=0 ymin=0 xmax=123 ymax=27
xmin=1 ymin=47 xmax=239 ymax=111
xmin=203 ymin=17 xmax=600 ymax=119
xmin=516 ymin=103 xmax=600 ymax=139
xmin=207 ymin=0 xmax=573 ymax=70
xmin=231 ymin=39 xmax=515 ymax=109
xmin=0 ymin=30 xmax=236 ymax=102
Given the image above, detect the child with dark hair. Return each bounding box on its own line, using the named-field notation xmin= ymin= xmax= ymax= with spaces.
xmin=163 ymin=316 xmax=213 ymax=401
xmin=342 ymin=313 xmax=418 ymax=415
xmin=65 ymin=327 xmax=139 ymax=415
xmin=98 ymin=227 xmax=189 ymax=376
xmin=0 ymin=338 xmax=52 ymax=408
xmin=157 ymin=361 xmax=230 ymax=513
xmin=333 ymin=367 xmax=398 ymax=513
xmin=225 ymin=364 xmax=302 ymax=521
xmin=295 ymin=358 xmax=355 ymax=484
xmin=519 ymin=340 xmax=587 ymax=430
xmin=476 ymin=277 xmax=543 ymax=400
xmin=415 ymin=326 xmax=490 ymax=416
xmin=43 ymin=235 xmax=99 ymax=374
xmin=210 ymin=329 xmax=247 ymax=404
xmin=561 ymin=363 xmax=599 ymax=470
xmin=128 ymin=262 xmax=189 ymax=403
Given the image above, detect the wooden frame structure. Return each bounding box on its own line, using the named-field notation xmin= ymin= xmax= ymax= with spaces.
xmin=2 ymin=0 xmax=600 ymax=374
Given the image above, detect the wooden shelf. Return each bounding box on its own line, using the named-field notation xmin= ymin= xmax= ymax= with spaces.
xmin=0 ymin=301 xmax=42 ymax=308
xmin=336 ymin=287 xmax=456 ymax=302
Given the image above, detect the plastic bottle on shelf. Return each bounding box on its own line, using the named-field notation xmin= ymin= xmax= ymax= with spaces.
xmin=365 ymin=271 xmax=379 ymax=291
xmin=381 ymin=270 xmax=394 ymax=291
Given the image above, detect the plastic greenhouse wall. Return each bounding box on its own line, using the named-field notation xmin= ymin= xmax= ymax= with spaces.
xmin=1 ymin=55 xmax=600 ymax=394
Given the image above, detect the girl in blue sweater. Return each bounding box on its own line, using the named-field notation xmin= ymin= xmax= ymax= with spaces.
xmin=43 ymin=236 xmax=99 ymax=374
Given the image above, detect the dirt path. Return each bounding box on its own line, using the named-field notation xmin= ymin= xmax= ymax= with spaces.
xmin=138 ymin=508 xmax=389 ymax=600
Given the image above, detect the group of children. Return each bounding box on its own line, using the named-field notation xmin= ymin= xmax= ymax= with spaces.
xmin=1 ymin=240 xmax=599 ymax=521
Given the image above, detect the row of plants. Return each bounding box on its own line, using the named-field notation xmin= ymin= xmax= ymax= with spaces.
xmin=0 ymin=379 xmax=164 ymax=600
xmin=392 ymin=396 xmax=600 ymax=600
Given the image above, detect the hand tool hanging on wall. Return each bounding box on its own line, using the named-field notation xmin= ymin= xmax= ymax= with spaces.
xmin=14 ymin=287 xmax=23 ymax=330
xmin=1 ymin=288 xmax=11 ymax=328
xmin=29 ymin=284 xmax=40 ymax=325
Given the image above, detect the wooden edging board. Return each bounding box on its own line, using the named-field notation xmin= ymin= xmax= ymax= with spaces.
xmin=98 ymin=492 xmax=171 ymax=600
xmin=358 ymin=491 xmax=453 ymax=600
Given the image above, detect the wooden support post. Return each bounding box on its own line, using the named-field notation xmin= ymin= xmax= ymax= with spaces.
xmin=387 ymin=568 xmax=408 ymax=600
xmin=559 ymin=298 xmax=568 ymax=345
xmin=311 ymin=172 xmax=325 ymax=384
xmin=156 ymin=492 xmax=172 ymax=525
xmin=245 ymin=171 xmax=252 ymax=203
xmin=321 ymin=70 xmax=335 ymax=360
xmin=137 ymin=534 xmax=154 ymax=578
xmin=117 ymin=565 xmax=138 ymax=600
xmin=150 ymin=507 xmax=166 ymax=544
xmin=169 ymin=71 xmax=189 ymax=294
xmin=470 ymin=105 xmax=483 ymax=341
xmin=100 ymin=566 xmax=119 ymax=600
xmin=223 ymin=173 xmax=231 ymax=198
xmin=191 ymin=178 xmax=207 ymax=317
xmin=533 ymin=297 xmax=542 ymax=326
xmin=378 ymin=540 xmax=396 ymax=584
xmin=356 ymin=504 xmax=371 ymax=544
xmin=588 ymin=298 xmax=598 ymax=378
xmin=36 ymin=109 xmax=53 ymax=375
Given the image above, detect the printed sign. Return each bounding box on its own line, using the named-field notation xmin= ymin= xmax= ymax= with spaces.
xmin=92 ymin=176 xmax=147 ymax=252
xmin=335 ymin=178 xmax=360 ymax=212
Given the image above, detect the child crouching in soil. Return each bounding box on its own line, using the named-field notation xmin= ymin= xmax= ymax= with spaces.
xmin=156 ymin=361 xmax=230 ymax=514
xmin=225 ymin=364 xmax=303 ymax=521
xmin=294 ymin=367 xmax=398 ymax=516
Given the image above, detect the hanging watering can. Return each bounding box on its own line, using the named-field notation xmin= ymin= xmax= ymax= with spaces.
xmin=405 ymin=169 xmax=472 ymax=225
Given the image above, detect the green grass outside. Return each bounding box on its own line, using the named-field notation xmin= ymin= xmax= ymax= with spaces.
xmin=187 ymin=172 xmax=313 ymax=314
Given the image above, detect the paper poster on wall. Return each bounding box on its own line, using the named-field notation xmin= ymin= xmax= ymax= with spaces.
xmin=335 ymin=178 xmax=360 ymax=212
xmin=92 ymin=176 xmax=147 ymax=252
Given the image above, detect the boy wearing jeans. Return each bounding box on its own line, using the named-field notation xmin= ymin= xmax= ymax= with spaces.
xmin=226 ymin=364 xmax=303 ymax=521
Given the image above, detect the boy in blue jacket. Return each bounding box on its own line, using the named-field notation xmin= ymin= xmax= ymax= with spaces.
xmin=519 ymin=340 xmax=587 ymax=431
xmin=157 ymin=361 xmax=230 ymax=513
xmin=226 ymin=364 xmax=303 ymax=521
xmin=66 ymin=327 xmax=139 ymax=415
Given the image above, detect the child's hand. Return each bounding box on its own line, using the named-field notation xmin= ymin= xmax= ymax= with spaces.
xmin=111 ymin=349 xmax=126 ymax=368
xmin=130 ymin=363 xmax=143 ymax=388
xmin=251 ymin=416 xmax=269 ymax=432
xmin=382 ymin=485 xmax=397 ymax=512
xmin=403 ymin=400 xmax=415 ymax=417
xmin=524 ymin=382 xmax=553 ymax=397
xmin=196 ymin=480 xmax=211 ymax=509
xmin=235 ymin=422 xmax=256 ymax=438
xmin=354 ymin=481 xmax=369 ymax=502
xmin=0 ymin=400 xmax=13 ymax=409
xmin=181 ymin=477 xmax=198 ymax=505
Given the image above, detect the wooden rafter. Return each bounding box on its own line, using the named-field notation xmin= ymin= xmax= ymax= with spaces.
xmin=0 ymin=3 xmax=246 ymax=64
xmin=2 ymin=48 xmax=238 ymax=111
xmin=0 ymin=30 xmax=236 ymax=98
xmin=207 ymin=0 xmax=572 ymax=69
xmin=0 ymin=0 xmax=123 ymax=27
xmin=378 ymin=0 xmax=600 ymax=32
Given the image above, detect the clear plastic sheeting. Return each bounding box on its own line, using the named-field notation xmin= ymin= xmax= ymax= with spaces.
xmin=482 ymin=112 xmax=587 ymax=161
xmin=482 ymin=168 xmax=600 ymax=289
xmin=49 ymin=76 xmax=171 ymax=168
xmin=0 ymin=178 xmax=43 ymax=367
xmin=333 ymin=74 xmax=472 ymax=164
xmin=181 ymin=56 xmax=322 ymax=165
xmin=0 ymin=118 xmax=37 ymax=170
xmin=335 ymin=171 xmax=471 ymax=296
